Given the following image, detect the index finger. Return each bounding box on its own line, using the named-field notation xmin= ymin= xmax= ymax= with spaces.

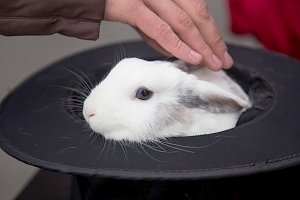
xmin=133 ymin=4 xmax=203 ymax=65
xmin=174 ymin=0 xmax=234 ymax=69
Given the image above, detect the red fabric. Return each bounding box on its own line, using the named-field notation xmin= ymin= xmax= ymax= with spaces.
xmin=228 ymin=0 xmax=300 ymax=60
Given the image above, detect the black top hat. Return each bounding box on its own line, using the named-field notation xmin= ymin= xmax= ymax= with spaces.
xmin=0 ymin=41 xmax=300 ymax=181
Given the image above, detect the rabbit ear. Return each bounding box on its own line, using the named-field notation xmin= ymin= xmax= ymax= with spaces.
xmin=173 ymin=60 xmax=204 ymax=73
xmin=177 ymin=79 xmax=250 ymax=113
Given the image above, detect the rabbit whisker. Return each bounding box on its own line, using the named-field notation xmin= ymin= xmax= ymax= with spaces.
xmin=140 ymin=142 xmax=168 ymax=153
xmin=66 ymin=79 xmax=90 ymax=94
xmin=63 ymin=68 xmax=92 ymax=92
xmin=138 ymin=143 xmax=163 ymax=162
xmin=118 ymin=141 xmax=129 ymax=161
xmin=95 ymin=137 xmax=107 ymax=161
xmin=56 ymin=146 xmax=77 ymax=155
xmin=74 ymin=68 xmax=94 ymax=91
xmin=59 ymin=97 xmax=85 ymax=103
xmin=158 ymin=141 xmax=195 ymax=154
xmin=50 ymin=84 xmax=88 ymax=98
xmin=63 ymin=105 xmax=83 ymax=109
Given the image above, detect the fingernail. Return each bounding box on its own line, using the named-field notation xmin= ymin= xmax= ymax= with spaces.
xmin=189 ymin=50 xmax=203 ymax=63
xmin=224 ymin=51 xmax=234 ymax=69
xmin=212 ymin=54 xmax=223 ymax=69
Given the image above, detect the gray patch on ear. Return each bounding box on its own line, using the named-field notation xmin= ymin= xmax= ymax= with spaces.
xmin=173 ymin=60 xmax=203 ymax=73
xmin=177 ymin=89 xmax=244 ymax=113
xmin=177 ymin=89 xmax=207 ymax=108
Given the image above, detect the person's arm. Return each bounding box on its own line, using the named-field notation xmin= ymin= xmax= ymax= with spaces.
xmin=0 ymin=0 xmax=233 ymax=70
xmin=0 ymin=0 xmax=106 ymax=40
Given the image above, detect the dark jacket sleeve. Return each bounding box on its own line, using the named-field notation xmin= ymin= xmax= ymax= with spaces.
xmin=0 ymin=0 xmax=106 ymax=40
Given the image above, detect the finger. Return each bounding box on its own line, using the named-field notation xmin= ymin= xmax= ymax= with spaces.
xmin=174 ymin=0 xmax=234 ymax=69
xmin=144 ymin=0 xmax=223 ymax=70
xmin=133 ymin=3 xmax=203 ymax=65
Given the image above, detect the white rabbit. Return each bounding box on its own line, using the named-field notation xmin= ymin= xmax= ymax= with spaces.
xmin=83 ymin=58 xmax=251 ymax=142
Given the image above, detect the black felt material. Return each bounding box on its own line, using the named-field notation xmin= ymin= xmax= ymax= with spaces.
xmin=73 ymin=165 xmax=300 ymax=200
xmin=15 ymin=167 xmax=300 ymax=200
xmin=15 ymin=170 xmax=72 ymax=200
xmin=0 ymin=41 xmax=300 ymax=180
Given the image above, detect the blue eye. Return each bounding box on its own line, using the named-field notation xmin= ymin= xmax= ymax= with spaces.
xmin=136 ymin=87 xmax=153 ymax=100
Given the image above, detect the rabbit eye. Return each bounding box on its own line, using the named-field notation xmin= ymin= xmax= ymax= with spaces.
xmin=136 ymin=87 xmax=153 ymax=100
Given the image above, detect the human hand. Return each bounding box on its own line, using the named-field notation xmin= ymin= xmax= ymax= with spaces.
xmin=104 ymin=0 xmax=233 ymax=71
